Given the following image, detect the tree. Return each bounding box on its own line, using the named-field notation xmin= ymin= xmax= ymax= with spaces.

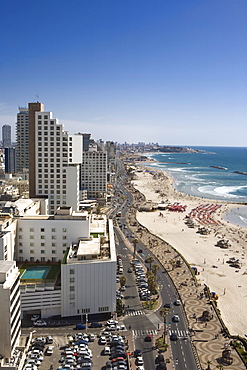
xmin=120 ymin=276 xmax=126 ymax=288
xmin=159 ymin=307 xmax=169 ymax=344
xmin=216 ymin=365 xmax=224 ymax=370
xmin=206 ymin=360 xmax=212 ymax=370
xmin=151 ymin=264 xmax=160 ymax=276
xmin=145 ymin=256 xmax=154 ymax=270
xmin=132 ymin=238 xmax=138 ymax=259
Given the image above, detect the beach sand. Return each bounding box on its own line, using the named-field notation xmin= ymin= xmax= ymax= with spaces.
xmin=132 ymin=166 xmax=247 ymax=337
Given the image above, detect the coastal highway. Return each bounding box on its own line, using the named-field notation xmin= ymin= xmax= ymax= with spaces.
xmin=112 ymin=170 xmax=198 ymax=369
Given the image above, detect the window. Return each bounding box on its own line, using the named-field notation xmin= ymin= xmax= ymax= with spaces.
xmin=30 ymin=235 xmax=34 ymax=239
xmin=41 ymin=257 xmax=45 ymax=262
xmin=70 ymin=286 xmax=75 ymax=291
xmin=19 ymin=250 xmax=23 ymax=253
xmin=19 ymin=228 xmax=22 ymax=232
xmin=70 ymin=269 xmax=75 ymax=275
xmin=41 ymin=228 xmax=45 ymax=232
xmin=70 ymin=294 xmax=75 ymax=300
xmin=51 ymin=228 xmax=56 ymax=232
xmin=52 ymin=243 xmax=56 ymax=247
xmin=52 ymin=235 xmax=56 ymax=240
xmin=41 ymin=243 xmax=45 ymax=246
xmin=63 ymin=235 xmax=67 ymax=240
xmin=19 ymin=235 xmax=22 ymax=239
xmin=63 ymin=243 xmax=67 ymax=247
xmin=52 ymin=250 xmax=56 ymax=254
xmin=41 ymin=250 xmax=45 ymax=254
xmin=70 ymin=277 xmax=75 ymax=283
xmin=62 ymin=228 xmax=67 ymax=232
xmin=30 ymin=250 xmax=34 ymax=254
xmin=41 ymin=235 xmax=45 ymax=239
xmin=30 ymin=243 xmax=34 ymax=247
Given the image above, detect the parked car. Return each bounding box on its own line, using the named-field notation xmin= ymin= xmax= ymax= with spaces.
xmin=46 ymin=346 xmax=54 ymax=356
xmin=34 ymin=320 xmax=47 ymax=326
xmin=46 ymin=336 xmax=53 ymax=344
xmin=89 ymin=322 xmax=102 ymax=328
xmin=31 ymin=315 xmax=40 ymax=322
xmin=75 ymin=324 xmax=86 ymax=330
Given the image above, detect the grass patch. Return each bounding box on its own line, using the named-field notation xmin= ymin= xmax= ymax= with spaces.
xmin=142 ymin=300 xmax=158 ymax=310
xmin=155 ymin=337 xmax=168 ymax=352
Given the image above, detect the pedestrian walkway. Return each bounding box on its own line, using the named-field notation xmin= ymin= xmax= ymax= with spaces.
xmin=167 ymin=329 xmax=189 ymax=338
xmin=132 ymin=329 xmax=157 ymax=338
xmin=126 ymin=309 xmax=145 ymax=317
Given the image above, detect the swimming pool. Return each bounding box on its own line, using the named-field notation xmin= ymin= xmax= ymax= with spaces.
xmin=21 ymin=266 xmax=51 ymax=280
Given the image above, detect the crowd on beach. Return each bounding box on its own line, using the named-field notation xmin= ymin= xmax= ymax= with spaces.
xmin=130 ymin=164 xmax=247 ymax=337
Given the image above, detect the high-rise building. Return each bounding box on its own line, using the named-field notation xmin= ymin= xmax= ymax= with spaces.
xmin=2 ymin=124 xmax=11 ymax=148
xmin=4 ymin=147 xmax=16 ymax=174
xmin=28 ymin=104 xmax=82 ymax=214
xmin=16 ymin=107 xmax=29 ymax=173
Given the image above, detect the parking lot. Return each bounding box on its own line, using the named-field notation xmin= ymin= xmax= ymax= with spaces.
xmin=24 ymin=322 xmax=130 ymax=370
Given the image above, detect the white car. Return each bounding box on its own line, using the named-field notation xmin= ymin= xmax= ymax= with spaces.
xmin=42 ymin=352 xmax=50 ymax=359
xmin=136 ymin=356 xmax=144 ymax=366
xmin=100 ymin=336 xmax=107 ymax=344
xmin=31 ymin=315 xmax=40 ymax=321
xmin=107 ymin=319 xmax=118 ymax=326
xmin=34 ymin=320 xmax=47 ymax=326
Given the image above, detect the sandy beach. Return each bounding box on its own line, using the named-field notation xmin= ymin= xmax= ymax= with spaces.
xmin=131 ymin=166 xmax=247 ymax=337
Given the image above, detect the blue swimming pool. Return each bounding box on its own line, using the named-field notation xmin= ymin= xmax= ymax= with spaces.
xmin=21 ymin=266 xmax=51 ymax=280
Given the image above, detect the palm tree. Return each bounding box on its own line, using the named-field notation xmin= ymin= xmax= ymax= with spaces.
xmin=132 ymin=238 xmax=138 ymax=259
xmin=145 ymin=256 xmax=154 ymax=271
xmin=159 ymin=307 xmax=169 ymax=344
xmin=216 ymin=365 xmax=224 ymax=370
xmin=151 ymin=264 xmax=160 ymax=276
xmin=206 ymin=360 xmax=212 ymax=370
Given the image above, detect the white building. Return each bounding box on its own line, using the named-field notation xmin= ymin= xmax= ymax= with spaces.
xmin=0 ymin=261 xmax=21 ymax=359
xmin=33 ymin=110 xmax=82 ymax=214
xmin=15 ymin=208 xmax=116 ymax=318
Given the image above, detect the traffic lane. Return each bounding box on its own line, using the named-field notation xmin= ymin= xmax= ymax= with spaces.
xmin=170 ymin=336 xmax=197 ymax=370
xmin=133 ymin=331 xmax=157 ymax=370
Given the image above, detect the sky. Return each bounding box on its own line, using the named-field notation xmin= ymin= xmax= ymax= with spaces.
xmin=0 ymin=0 xmax=246 ymax=146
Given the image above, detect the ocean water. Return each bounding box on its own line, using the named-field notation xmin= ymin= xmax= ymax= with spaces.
xmin=145 ymin=146 xmax=247 ymax=227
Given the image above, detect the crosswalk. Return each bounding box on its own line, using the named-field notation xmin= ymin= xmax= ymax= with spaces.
xmin=125 ymin=310 xmax=144 ymax=316
xmin=168 ymin=329 xmax=189 ymax=338
xmin=132 ymin=329 xmax=157 ymax=337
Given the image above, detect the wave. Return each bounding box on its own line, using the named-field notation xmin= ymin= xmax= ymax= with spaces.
xmin=198 ymin=185 xmax=247 ymax=199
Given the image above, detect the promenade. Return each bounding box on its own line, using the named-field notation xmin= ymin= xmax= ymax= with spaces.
xmin=122 ymin=179 xmax=246 ymax=370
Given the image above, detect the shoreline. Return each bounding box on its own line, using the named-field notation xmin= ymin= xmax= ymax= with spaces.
xmin=130 ymin=164 xmax=247 ymax=337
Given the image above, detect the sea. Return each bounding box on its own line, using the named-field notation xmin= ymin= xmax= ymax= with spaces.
xmin=145 ymin=146 xmax=247 ymax=228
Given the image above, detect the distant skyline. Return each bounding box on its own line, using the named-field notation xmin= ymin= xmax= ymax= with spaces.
xmin=0 ymin=0 xmax=246 ymax=146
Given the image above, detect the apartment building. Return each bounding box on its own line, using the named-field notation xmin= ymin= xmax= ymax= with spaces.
xmin=0 ymin=261 xmax=21 ymax=359
xmin=80 ymin=150 xmax=107 ymax=200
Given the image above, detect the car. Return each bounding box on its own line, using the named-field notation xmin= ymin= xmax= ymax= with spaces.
xmin=136 ymin=356 xmax=144 ymax=365
xmin=163 ymin=303 xmax=171 ymax=309
xmin=89 ymin=322 xmax=103 ymax=328
xmin=120 ymin=286 xmax=126 ymax=291
xmin=134 ymin=349 xmax=142 ymax=358
xmin=103 ymin=346 xmax=111 ymax=355
xmin=137 ymin=249 xmax=143 ymax=253
xmin=174 ymin=299 xmax=181 ymax=306
xmin=88 ymin=334 xmax=95 ymax=342
xmin=170 ymin=332 xmax=178 ymax=341
xmin=100 ymin=336 xmax=107 ymax=345
xmin=33 ymin=320 xmax=47 ymax=326
xmin=106 ymin=361 xmax=112 ymax=369
xmin=46 ymin=336 xmax=53 ymax=344
xmin=107 ymin=320 xmax=118 ymax=326
xmin=137 ymin=367 xmax=145 ymax=370
xmin=172 ymin=315 xmax=180 ymax=322
xmin=145 ymin=334 xmax=152 ymax=342
xmin=127 ymin=267 xmax=132 ymax=273
xmin=46 ymin=346 xmax=54 ymax=356
xmin=76 ymin=324 xmax=86 ymax=330
xmin=31 ymin=315 xmax=40 ymax=321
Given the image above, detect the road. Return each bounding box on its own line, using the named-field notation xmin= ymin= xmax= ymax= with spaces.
xmin=112 ymin=162 xmax=198 ymax=369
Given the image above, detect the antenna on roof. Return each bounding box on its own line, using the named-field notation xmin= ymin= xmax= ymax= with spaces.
xmin=35 ymin=94 xmax=39 ymax=102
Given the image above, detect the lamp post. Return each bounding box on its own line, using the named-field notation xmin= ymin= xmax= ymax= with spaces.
xmin=86 ymin=313 xmax=88 ymax=334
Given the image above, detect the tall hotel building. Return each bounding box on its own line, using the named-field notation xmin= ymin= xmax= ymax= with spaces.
xmin=28 ymin=103 xmax=82 ymax=214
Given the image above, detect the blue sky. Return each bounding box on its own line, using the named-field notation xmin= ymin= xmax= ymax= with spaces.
xmin=0 ymin=0 xmax=246 ymax=146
